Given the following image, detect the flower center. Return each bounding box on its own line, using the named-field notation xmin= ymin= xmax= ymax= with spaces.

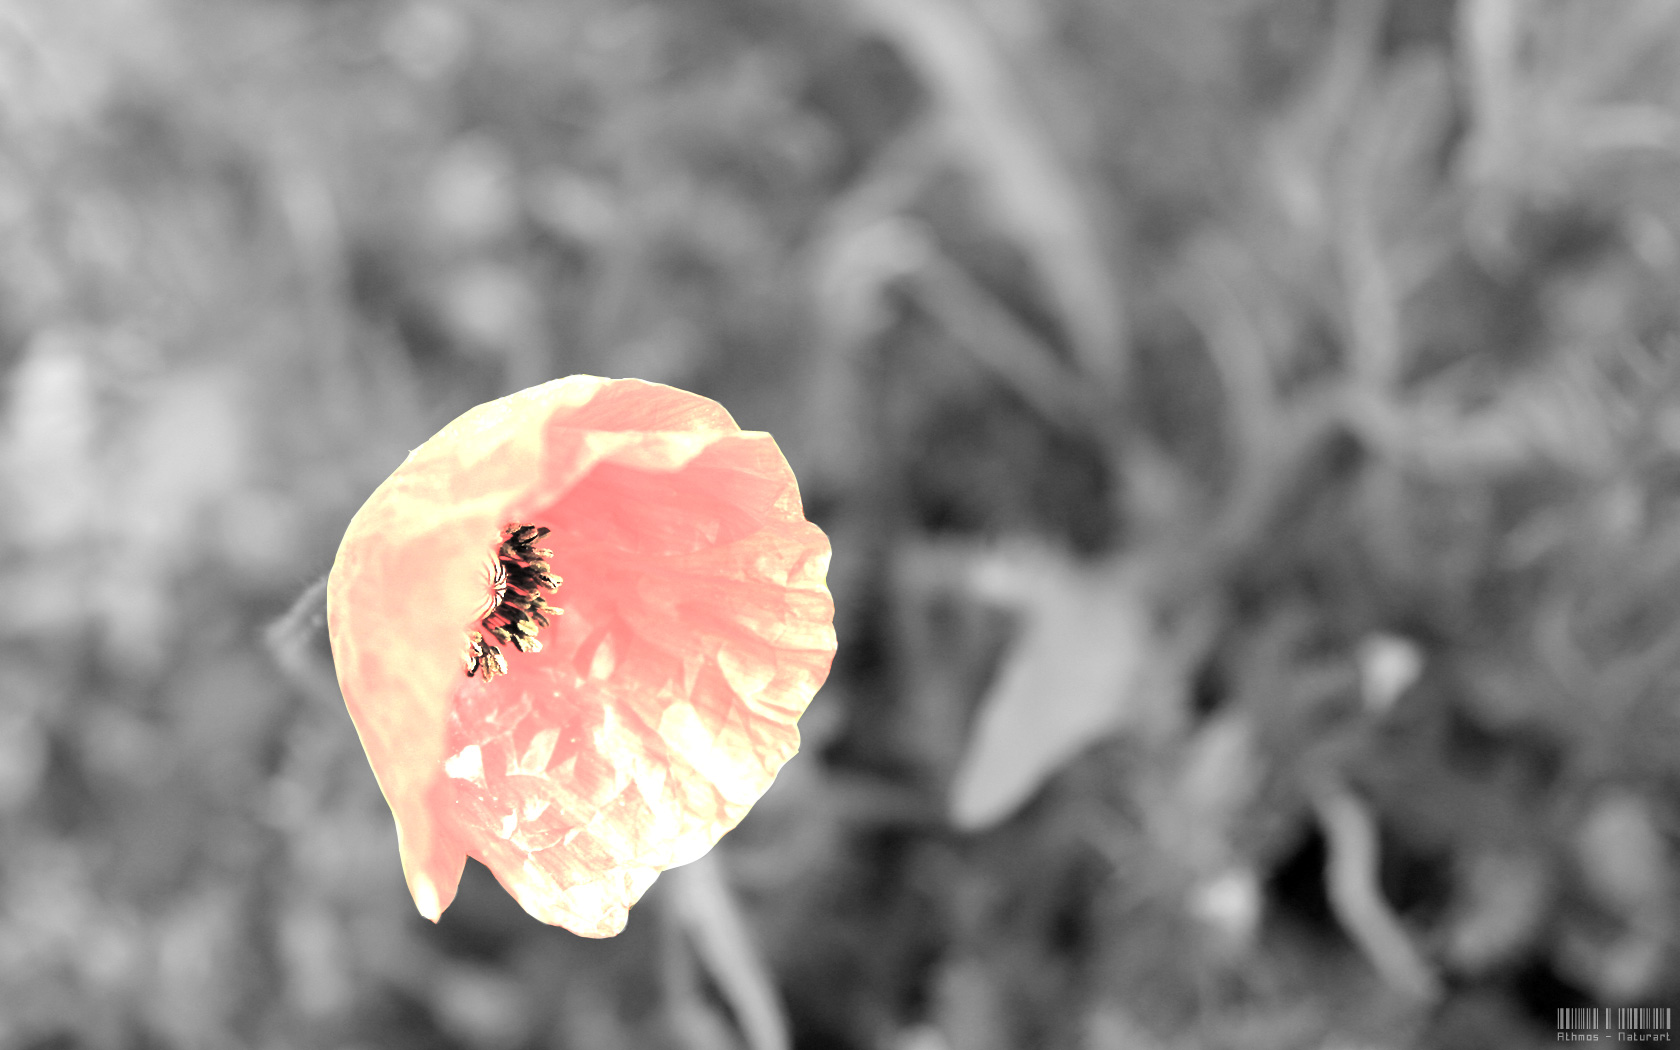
xmin=463 ymin=523 xmax=563 ymax=682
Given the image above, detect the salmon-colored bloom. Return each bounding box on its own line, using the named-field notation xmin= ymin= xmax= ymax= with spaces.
xmin=326 ymin=377 xmax=835 ymax=937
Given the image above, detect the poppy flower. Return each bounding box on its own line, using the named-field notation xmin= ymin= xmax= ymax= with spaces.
xmin=326 ymin=376 xmax=836 ymax=937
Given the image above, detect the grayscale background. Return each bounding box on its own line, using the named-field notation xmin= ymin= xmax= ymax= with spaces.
xmin=1 ymin=0 xmax=1677 ymax=1047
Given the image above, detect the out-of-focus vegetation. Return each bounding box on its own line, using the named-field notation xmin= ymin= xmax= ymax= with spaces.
xmin=2 ymin=0 xmax=1679 ymax=1047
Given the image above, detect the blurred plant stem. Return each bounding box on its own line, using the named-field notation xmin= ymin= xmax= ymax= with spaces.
xmin=1311 ymin=778 xmax=1441 ymax=1002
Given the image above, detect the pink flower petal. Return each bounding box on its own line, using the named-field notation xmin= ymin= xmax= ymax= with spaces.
xmin=327 ymin=377 xmax=835 ymax=935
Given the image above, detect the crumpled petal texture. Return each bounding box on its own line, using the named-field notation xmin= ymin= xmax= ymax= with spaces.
xmin=327 ymin=376 xmax=835 ymax=936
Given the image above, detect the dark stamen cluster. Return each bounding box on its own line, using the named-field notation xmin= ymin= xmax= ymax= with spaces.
xmin=464 ymin=631 xmax=507 ymax=680
xmin=464 ymin=523 xmax=563 ymax=682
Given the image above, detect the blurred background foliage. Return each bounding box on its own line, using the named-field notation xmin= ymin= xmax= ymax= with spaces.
xmin=1 ymin=0 xmax=1679 ymax=1047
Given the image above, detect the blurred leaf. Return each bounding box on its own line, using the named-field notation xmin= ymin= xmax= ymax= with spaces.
xmin=1355 ymin=633 xmax=1424 ymax=714
xmin=1081 ymin=1005 xmax=1171 ymax=1050
xmin=276 ymin=900 xmax=352 ymax=1018
xmin=430 ymin=960 xmax=532 ymax=1050
xmin=1575 ymin=791 xmax=1673 ymax=921
xmin=930 ymin=957 xmax=1008 ymax=1050
xmin=1443 ymin=849 xmax=1550 ymax=974
xmin=949 ymin=545 xmax=1185 ymax=830
xmin=1145 ymin=713 xmax=1261 ymax=875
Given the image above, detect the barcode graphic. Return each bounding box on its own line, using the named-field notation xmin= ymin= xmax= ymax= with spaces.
xmin=1618 ymin=1008 xmax=1672 ymax=1030
xmin=1558 ymin=1008 xmax=1601 ymax=1030
xmin=1555 ymin=1007 xmax=1674 ymax=1031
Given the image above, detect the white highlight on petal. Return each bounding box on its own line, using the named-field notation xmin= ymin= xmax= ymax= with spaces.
xmin=443 ymin=745 xmax=486 ymax=787
xmin=551 ymin=754 xmax=578 ymax=784
xmin=588 ymin=631 xmax=618 ymax=680
xmin=514 ymin=727 xmax=559 ymax=776
xmin=633 ymin=758 xmax=668 ymax=808
xmin=657 ymin=700 xmax=712 ymax=757
xmin=658 ymin=700 xmax=756 ymax=806
xmin=411 ymin=875 xmax=441 ymax=922
xmin=594 ymin=703 xmax=619 ymax=753
xmin=717 ymin=647 xmax=775 ymax=701
xmin=500 ymin=812 xmax=518 ymax=839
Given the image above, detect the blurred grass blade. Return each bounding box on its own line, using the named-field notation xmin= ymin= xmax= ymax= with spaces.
xmin=949 ymin=546 xmax=1181 ymax=830
xmin=802 ymin=121 xmax=942 ymax=488
xmin=671 ymin=853 xmax=790 ymax=1050
xmin=1336 ymin=52 xmax=1455 ymax=394
xmin=912 ymin=241 xmax=1104 ymax=429
xmin=1456 ymin=0 xmax=1521 ymax=188
xmin=849 ymin=0 xmax=1126 ymax=388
